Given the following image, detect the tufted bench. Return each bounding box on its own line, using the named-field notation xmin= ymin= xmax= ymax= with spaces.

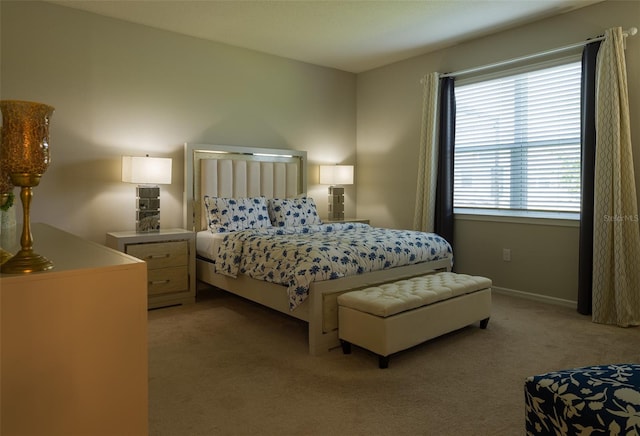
xmin=337 ymin=272 xmax=491 ymax=368
xmin=525 ymin=364 xmax=640 ymax=435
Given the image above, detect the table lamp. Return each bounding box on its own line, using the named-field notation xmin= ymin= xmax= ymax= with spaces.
xmin=122 ymin=155 xmax=172 ymax=232
xmin=319 ymin=164 xmax=354 ymax=221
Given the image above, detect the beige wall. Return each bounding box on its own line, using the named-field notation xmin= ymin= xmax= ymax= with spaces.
xmin=0 ymin=1 xmax=357 ymax=243
xmin=356 ymin=0 xmax=640 ymax=302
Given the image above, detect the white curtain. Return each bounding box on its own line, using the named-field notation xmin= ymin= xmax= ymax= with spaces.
xmin=413 ymin=73 xmax=440 ymax=232
xmin=592 ymin=27 xmax=640 ymax=327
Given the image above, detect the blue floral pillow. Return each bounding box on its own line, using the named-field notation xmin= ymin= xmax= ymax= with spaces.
xmin=204 ymin=196 xmax=271 ymax=233
xmin=268 ymin=197 xmax=322 ymax=227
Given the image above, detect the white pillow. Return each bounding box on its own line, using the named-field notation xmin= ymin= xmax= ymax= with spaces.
xmin=204 ymin=196 xmax=272 ymax=233
xmin=268 ymin=197 xmax=322 ymax=227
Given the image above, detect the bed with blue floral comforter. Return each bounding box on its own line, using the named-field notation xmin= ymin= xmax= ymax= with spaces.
xmin=213 ymin=222 xmax=453 ymax=310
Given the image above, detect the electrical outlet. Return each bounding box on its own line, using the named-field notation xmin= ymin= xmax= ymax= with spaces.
xmin=502 ymin=248 xmax=511 ymax=262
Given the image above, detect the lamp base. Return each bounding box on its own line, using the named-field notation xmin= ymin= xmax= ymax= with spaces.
xmin=0 ymin=248 xmax=53 ymax=274
xmin=327 ymin=186 xmax=345 ymax=221
xmin=135 ymin=185 xmax=161 ymax=232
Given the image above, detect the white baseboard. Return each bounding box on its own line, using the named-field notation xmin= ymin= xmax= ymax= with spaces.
xmin=492 ymin=286 xmax=577 ymax=309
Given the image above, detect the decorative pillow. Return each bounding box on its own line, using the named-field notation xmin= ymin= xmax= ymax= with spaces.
xmin=268 ymin=197 xmax=322 ymax=227
xmin=204 ymin=196 xmax=271 ymax=233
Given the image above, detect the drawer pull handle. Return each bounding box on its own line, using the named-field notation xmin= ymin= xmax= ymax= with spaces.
xmin=150 ymin=280 xmax=170 ymax=285
xmin=147 ymin=254 xmax=170 ymax=260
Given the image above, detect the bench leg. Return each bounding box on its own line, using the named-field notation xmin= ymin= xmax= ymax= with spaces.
xmin=379 ymin=355 xmax=389 ymax=369
xmin=480 ymin=317 xmax=490 ymax=329
xmin=340 ymin=340 xmax=352 ymax=355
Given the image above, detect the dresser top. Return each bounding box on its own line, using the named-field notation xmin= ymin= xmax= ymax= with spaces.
xmin=1 ymin=223 xmax=144 ymax=279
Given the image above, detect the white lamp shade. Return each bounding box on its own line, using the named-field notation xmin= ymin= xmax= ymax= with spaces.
xmin=122 ymin=156 xmax=172 ymax=184
xmin=319 ymin=165 xmax=354 ymax=185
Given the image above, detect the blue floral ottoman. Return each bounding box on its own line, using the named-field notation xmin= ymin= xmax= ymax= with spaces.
xmin=525 ymin=364 xmax=640 ymax=435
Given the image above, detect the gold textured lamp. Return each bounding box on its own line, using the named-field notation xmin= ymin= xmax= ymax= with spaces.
xmin=122 ymin=155 xmax=172 ymax=232
xmin=0 ymin=100 xmax=55 ymax=274
xmin=319 ymin=164 xmax=354 ymax=221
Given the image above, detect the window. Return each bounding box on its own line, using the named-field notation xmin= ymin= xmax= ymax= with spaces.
xmin=454 ymin=60 xmax=582 ymax=218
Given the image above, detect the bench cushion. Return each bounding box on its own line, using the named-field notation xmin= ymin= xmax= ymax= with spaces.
xmin=337 ymin=272 xmax=492 ymax=317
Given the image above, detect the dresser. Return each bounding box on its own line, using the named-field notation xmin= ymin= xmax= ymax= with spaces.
xmin=106 ymin=228 xmax=196 ymax=309
xmin=0 ymin=223 xmax=148 ymax=436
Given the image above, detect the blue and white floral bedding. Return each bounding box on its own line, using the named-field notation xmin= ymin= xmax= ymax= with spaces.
xmin=213 ymin=222 xmax=453 ymax=310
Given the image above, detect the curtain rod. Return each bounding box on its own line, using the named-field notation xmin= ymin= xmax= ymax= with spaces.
xmin=439 ymin=27 xmax=637 ymax=79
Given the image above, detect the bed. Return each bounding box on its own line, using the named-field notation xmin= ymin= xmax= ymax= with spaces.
xmin=184 ymin=143 xmax=453 ymax=355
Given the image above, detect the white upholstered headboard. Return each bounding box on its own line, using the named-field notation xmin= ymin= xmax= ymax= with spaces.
xmin=184 ymin=143 xmax=308 ymax=231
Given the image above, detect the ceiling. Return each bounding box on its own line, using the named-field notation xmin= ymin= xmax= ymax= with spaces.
xmin=47 ymin=0 xmax=603 ymax=73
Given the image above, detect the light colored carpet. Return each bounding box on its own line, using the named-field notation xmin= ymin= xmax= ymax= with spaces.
xmin=148 ymin=287 xmax=639 ymax=436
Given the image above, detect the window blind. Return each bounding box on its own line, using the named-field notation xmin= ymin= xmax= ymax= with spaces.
xmin=454 ymin=61 xmax=582 ymax=215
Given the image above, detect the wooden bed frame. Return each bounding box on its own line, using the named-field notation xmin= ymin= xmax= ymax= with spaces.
xmin=183 ymin=143 xmax=452 ymax=355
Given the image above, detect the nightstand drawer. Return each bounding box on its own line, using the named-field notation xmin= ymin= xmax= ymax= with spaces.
xmin=148 ymin=266 xmax=188 ymax=295
xmin=127 ymin=241 xmax=188 ymax=269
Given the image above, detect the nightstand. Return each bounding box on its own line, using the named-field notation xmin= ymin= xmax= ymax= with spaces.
xmin=106 ymin=228 xmax=195 ymax=309
xmin=323 ymin=218 xmax=370 ymax=225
